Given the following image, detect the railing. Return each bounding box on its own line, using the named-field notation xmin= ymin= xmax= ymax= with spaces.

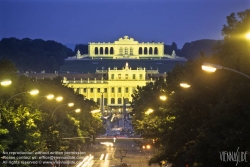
xmin=63 ymin=80 xmax=108 ymax=84
xmin=63 ymin=79 xmax=154 ymax=84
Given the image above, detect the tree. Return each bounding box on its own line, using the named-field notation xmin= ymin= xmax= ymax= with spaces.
xmin=132 ymin=9 xmax=250 ymax=167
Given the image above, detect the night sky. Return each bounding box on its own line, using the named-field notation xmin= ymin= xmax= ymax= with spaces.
xmin=1 ymin=0 xmax=249 ymax=49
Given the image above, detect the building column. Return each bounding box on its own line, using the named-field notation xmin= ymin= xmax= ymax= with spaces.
xmin=87 ymin=87 xmax=90 ymax=99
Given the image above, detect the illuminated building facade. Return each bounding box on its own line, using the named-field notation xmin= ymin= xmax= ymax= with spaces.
xmin=62 ymin=63 xmax=164 ymax=110
xmin=68 ymin=35 xmax=185 ymax=60
xmin=25 ymin=63 xmax=166 ymax=112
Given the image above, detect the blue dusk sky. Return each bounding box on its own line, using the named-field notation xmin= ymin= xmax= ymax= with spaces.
xmin=0 ymin=0 xmax=249 ymax=49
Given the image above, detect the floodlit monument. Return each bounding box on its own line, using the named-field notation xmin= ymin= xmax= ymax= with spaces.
xmin=66 ymin=36 xmax=186 ymax=60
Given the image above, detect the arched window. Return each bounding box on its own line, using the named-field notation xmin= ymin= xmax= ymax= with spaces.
xmin=125 ymin=47 xmax=128 ymax=55
xmin=144 ymin=47 xmax=148 ymax=54
xmin=118 ymin=98 xmax=122 ymax=104
xmin=110 ymin=47 xmax=114 ymax=55
xmin=130 ymin=47 xmax=133 ymax=55
xmin=111 ymin=98 xmax=115 ymax=104
xmin=149 ymin=47 xmax=153 ymax=55
xmin=100 ymin=47 xmax=103 ymax=55
xmin=139 ymin=47 xmax=142 ymax=55
xmin=119 ymin=47 xmax=123 ymax=55
xmin=105 ymin=47 xmax=109 ymax=55
xmin=154 ymin=47 xmax=158 ymax=55
xmin=94 ymin=47 xmax=98 ymax=55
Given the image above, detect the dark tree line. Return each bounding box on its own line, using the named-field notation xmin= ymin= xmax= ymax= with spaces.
xmin=131 ymin=9 xmax=250 ymax=167
xmin=0 ymin=38 xmax=74 ymax=73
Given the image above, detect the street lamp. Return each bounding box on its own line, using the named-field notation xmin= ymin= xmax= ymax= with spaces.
xmin=56 ymin=96 xmax=63 ymax=101
xmin=0 ymin=79 xmax=12 ymax=86
xmin=202 ymin=62 xmax=250 ymax=79
xmin=1 ymin=89 xmax=39 ymax=125
xmin=159 ymin=95 xmax=167 ymax=101
xmin=68 ymin=108 xmax=81 ymax=113
xmin=52 ymin=102 xmax=74 ymax=117
xmin=37 ymin=94 xmax=55 ymax=108
xmin=180 ymin=83 xmax=191 ymax=88
xmin=5 ymin=89 xmax=39 ymax=103
xmin=90 ymin=109 xmax=101 ymax=114
xmin=145 ymin=108 xmax=154 ymax=115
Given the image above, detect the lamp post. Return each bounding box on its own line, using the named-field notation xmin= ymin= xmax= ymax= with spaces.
xmin=52 ymin=102 xmax=74 ymax=117
xmin=0 ymin=79 xmax=12 ymax=86
xmin=37 ymin=94 xmax=55 ymax=108
xmin=159 ymin=95 xmax=167 ymax=101
xmin=145 ymin=108 xmax=154 ymax=115
xmin=201 ymin=62 xmax=250 ymax=79
xmin=5 ymin=89 xmax=39 ymax=103
xmin=1 ymin=89 xmax=39 ymax=125
xmin=180 ymin=83 xmax=191 ymax=88
xmin=119 ymin=149 xmax=127 ymax=165
xmin=68 ymin=108 xmax=81 ymax=113
xmin=90 ymin=109 xmax=101 ymax=114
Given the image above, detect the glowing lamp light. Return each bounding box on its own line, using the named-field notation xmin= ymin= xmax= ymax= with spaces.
xmin=145 ymin=108 xmax=154 ymax=115
xmin=180 ymin=83 xmax=191 ymax=88
xmin=68 ymin=103 xmax=74 ymax=107
xmin=246 ymin=32 xmax=250 ymax=40
xmin=1 ymin=79 xmax=12 ymax=86
xmin=46 ymin=94 xmax=54 ymax=99
xmin=159 ymin=95 xmax=167 ymax=101
xmin=75 ymin=109 xmax=81 ymax=113
xmin=201 ymin=65 xmax=217 ymax=72
xmin=29 ymin=89 xmax=39 ymax=95
xmin=56 ymin=96 xmax=63 ymax=101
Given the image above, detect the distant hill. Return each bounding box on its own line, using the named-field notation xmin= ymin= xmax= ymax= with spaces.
xmin=180 ymin=39 xmax=220 ymax=60
xmin=0 ymin=38 xmax=74 ymax=72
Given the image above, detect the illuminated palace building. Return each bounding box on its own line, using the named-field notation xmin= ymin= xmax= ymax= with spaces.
xmin=67 ymin=35 xmax=185 ymax=60
xmin=25 ymin=62 xmax=165 ymax=113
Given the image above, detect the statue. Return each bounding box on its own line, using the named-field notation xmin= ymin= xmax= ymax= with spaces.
xmin=171 ymin=50 xmax=176 ymax=58
xmin=76 ymin=50 xmax=81 ymax=59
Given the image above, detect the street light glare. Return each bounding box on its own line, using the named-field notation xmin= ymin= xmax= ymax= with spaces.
xmin=68 ymin=103 xmax=74 ymax=107
xmin=56 ymin=96 xmax=63 ymax=101
xmin=180 ymin=83 xmax=191 ymax=88
xmin=159 ymin=95 xmax=167 ymax=101
xmin=201 ymin=65 xmax=217 ymax=72
xmin=75 ymin=109 xmax=81 ymax=113
xmin=145 ymin=108 xmax=154 ymax=115
xmin=29 ymin=89 xmax=39 ymax=95
xmin=246 ymin=32 xmax=250 ymax=40
xmin=1 ymin=79 xmax=12 ymax=86
xmin=91 ymin=109 xmax=101 ymax=113
xmin=46 ymin=94 xmax=54 ymax=99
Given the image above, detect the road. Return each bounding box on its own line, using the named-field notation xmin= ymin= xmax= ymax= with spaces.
xmin=75 ymin=138 xmax=161 ymax=167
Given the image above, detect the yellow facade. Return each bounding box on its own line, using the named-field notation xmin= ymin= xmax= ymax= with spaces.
xmin=63 ymin=63 xmax=158 ymax=109
xmin=88 ymin=36 xmax=164 ymax=59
